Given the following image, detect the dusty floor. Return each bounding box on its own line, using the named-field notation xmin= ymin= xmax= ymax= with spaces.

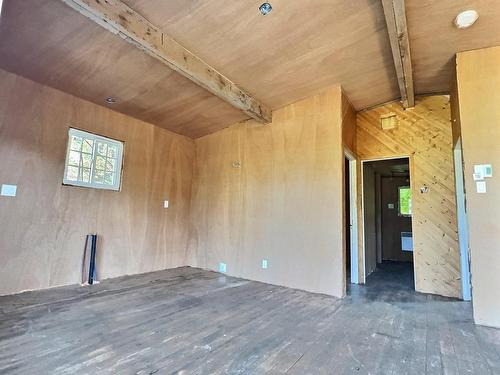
xmin=0 ymin=263 xmax=499 ymax=374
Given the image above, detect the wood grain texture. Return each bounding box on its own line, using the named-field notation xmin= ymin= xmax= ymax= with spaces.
xmin=60 ymin=0 xmax=271 ymax=123
xmin=124 ymin=0 xmax=400 ymax=111
xmin=342 ymin=92 xmax=357 ymax=154
xmin=356 ymin=96 xmax=461 ymax=298
xmin=456 ymin=46 xmax=500 ymax=328
xmin=406 ymin=0 xmax=500 ymax=96
xmin=1 ymin=265 xmax=499 ymax=374
xmin=0 ymin=0 xmax=247 ymax=139
xmin=0 ymin=70 xmax=195 ymax=295
xmin=381 ymin=0 xmax=415 ymax=108
xmin=2 ymin=0 xmax=500 ymax=139
xmin=189 ymin=87 xmax=346 ymax=297
xmin=0 ymin=0 xmax=399 ymax=138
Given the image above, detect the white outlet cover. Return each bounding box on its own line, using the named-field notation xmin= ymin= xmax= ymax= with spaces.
xmin=1 ymin=184 xmax=17 ymax=197
xmin=262 ymin=259 xmax=268 ymax=269
xmin=164 ymin=200 xmax=169 ymax=208
xmin=219 ymin=263 xmax=227 ymax=273
xmin=476 ymin=181 xmax=487 ymax=193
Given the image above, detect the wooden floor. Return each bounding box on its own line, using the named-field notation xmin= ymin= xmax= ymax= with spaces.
xmin=0 ymin=263 xmax=499 ymax=374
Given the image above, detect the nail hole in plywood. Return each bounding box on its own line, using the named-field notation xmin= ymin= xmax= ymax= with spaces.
xmin=380 ymin=113 xmax=398 ymax=130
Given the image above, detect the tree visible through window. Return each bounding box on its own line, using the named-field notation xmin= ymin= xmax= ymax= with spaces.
xmin=63 ymin=128 xmax=124 ymax=191
xmin=399 ymin=186 xmax=412 ymax=216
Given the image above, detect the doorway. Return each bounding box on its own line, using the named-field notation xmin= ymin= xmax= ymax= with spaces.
xmin=362 ymin=157 xmax=415 ymax=290
xmin=344 ymin=150 xmax=359 ymax=286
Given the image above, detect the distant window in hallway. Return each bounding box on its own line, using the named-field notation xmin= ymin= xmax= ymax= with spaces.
xmin=398 ymin=186 xmax=412 ymax=217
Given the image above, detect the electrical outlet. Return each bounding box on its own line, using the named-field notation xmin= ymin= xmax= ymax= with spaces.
xmin=164 ymin=200 xmax=169 ymax=208
xmin=219 ymin=262 xmax=227 ymax=273
xmin=1 ymin=184 xmax=17 ymax=197
xmin=262 ymin=259 xmax=268 ymax=269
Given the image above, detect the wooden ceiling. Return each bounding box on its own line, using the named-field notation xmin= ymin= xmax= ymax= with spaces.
xmin=1 ymin=0 xmax=499 ymax=138
xmin=407 ymin=0 xmax=500 ymax=95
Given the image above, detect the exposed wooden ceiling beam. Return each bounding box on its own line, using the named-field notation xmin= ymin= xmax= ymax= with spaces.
xmin=60 ymin=0 xmax=272 ymax=124
xmin=381 ymin=0 xmax=415 ymax=108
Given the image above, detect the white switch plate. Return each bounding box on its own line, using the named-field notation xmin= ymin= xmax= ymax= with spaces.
xmin=1 ymin=184 xmax=17 ymax=197
xmin=474 ymin=164 xmax=493 ymax=179
xmin=473 ymin=173 xmax=483 ymax=181
xmin=262 ymin=259 xmax=268 ymax=269
xmin=474 ymin=165 xmax=485 ymax=180
xmin=219 ymin=262 xmax=227 ymax=273
xmin=476 ymin=181 xmax=487 ymax=193
xmin=163 ymin=200 xmax=169 ymax=208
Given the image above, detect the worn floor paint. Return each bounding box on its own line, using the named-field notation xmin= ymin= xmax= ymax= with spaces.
xmin=0 ymin=264 xmax=499 ymax=374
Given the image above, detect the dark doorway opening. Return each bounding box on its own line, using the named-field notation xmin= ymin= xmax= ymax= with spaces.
xmin=345 ymin=157 xmax=351 ymax=281
xmin=362 ymin=157 xmax=414 ymax=290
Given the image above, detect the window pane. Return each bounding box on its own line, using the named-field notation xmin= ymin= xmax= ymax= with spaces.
xmin=64 ymin=129 xmax=123 ymax=190
xmin=82 ymin=139 xmax=94 ymax=154
xmin=104 ymin=172 xmax=114 ymax=185
xmin=94 ymin=170 xmax=105 ymax=184
xmin=68 ymin=151 xmax=81 ymax=167
xmin=95 ymin=155 xmax=106 ymax=170
xmin=82 ymin=168 xmax=91 ymax=182
xmin=82 ymin=153 xmax=92 ymax=168
xmin=70 ymin=136 xmax=82 ymax=151
xmin=66 ymin=166 xmax=79 ymax=181
xmin=107 ymin=145 xmax=118 ymax=159
xmin=399 ymin=187 xmax=412 ymax=216
xmin=106 ymin=159 xmax=116 ymax=172
xmin=97 ymin=142 xmax=108 ymax=156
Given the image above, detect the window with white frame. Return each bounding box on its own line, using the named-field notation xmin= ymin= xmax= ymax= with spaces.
xmin=63 ymin=128 xmax=124 ymax=191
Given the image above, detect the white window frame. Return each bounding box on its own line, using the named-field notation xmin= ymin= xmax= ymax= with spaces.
xmin=63 ymin=128 xmax=124 ymax=191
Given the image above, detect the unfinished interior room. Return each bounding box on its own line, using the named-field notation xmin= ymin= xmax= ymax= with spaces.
xmin=1 ymin=0 xmax=500 ymax=373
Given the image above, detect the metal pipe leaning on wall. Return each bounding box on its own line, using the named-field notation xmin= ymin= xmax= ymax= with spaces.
xmin=82 ymin=234 xmax=98 ymax=285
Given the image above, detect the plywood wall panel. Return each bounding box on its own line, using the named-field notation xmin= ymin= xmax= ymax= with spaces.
xmin=406 ymin=0 xmax=500 ymax=96
xmin=356 ymin=96 xmax=461 ymax=298
xmin=342 ymin=93 xmax=357 ymax=153
xmin=189 ymin=87 xmax=346 ymax=297
xmin=0 ymin=0 xmax=247 ymax=139
xmin=0 ymin=69 xmax=195 ymax=295
xmin=456 ymin=46 xmax=500 ymax=328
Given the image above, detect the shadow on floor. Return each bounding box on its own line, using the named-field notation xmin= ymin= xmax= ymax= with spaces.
xmin=348 ymin=261 xmax=457 ymax=304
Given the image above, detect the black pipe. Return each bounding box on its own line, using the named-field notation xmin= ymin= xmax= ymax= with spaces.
xmin=88 ymin=234 xmax=97 ymax=285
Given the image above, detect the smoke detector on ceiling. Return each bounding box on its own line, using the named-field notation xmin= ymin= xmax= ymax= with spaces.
xmin=454 ymin=10 xmax=479 ymax=29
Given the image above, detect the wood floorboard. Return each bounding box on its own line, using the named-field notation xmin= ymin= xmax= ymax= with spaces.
xmin=0 ymin=263 xmax=499 ymax=374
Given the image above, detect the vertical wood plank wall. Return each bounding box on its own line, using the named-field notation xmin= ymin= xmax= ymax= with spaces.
xmin=0 ymin=70 xmax=195 ymax=295
xmin=356 ymin=96 xmax=461 ymax=298
xmin=455 ymin=47 xmax=500 ymax=327
xmin=189 ymin=87 xmax=347 ymax=297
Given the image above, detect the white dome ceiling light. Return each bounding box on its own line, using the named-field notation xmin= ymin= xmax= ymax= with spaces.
xmin=454 ymin=10 xmax=479 ymax=29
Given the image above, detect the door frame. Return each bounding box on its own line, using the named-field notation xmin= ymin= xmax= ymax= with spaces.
xmin=360 ymin=156 xmax=415 ymax=287
xmin=453 ymin=138 xmax=472 ymax=301
xmin=344 ymin=149 xmax=359 ymax=285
